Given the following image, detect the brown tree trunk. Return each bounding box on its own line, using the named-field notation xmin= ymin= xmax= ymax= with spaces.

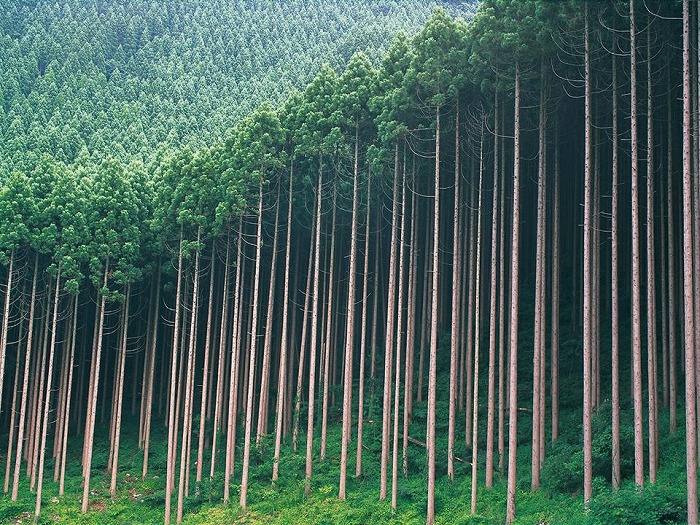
xmin=110 ymin=285 xmax=131 ymax=498
xmin=426 ymin=107 xmax=441 ymax=525
xmin=486 ymin=95 xmax=500 ymax=489
xmin=505 ymin=64 xmax=521 ymax=525
xmin=340 ymin=124 xmax=360 ymax=499
xmin=681 ymin=1 xmax=698 ymax=522
xmin=448 ymin=106 xmax=461 ymax=481
xmin=611 ymin=44 xmax=621 ymax=490
xmin=12 ymin=255 xmax=38 ymax=501
xmin=356 ymin=169 xmax=371 ymax=478
xmin=81 ymin=263 xmax=109 ymax=513
xmin=381 ymin=141 xmax=401 ymax=501
xmin=471 ymin=124 xmax=485 ymax=514
xmin=240 ymin=186 xmax=264 ymax=511
xmin=629 ymin=0 xmax=645 ymax=488
xmin=304 ymin=152 xmax=324 ymax=495
xmin=165 ymin=234 xmax=184 ymax=524
xmin=34 ymin=266 xmax=62 ymax=522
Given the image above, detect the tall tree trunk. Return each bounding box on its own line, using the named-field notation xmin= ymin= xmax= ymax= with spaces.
xmin=165 ymin=233 xmax=184 ymax=525
xmin=12 ymin=254 xmax=38 ymax=501
xmin=356 ymin=169 xmax=371 ymax=477
xmin=505 ymin=64 xmax=522 ymax=525
xmin=645 ymin=26 xmax=658 ymax=484
xmin=59 ymin=295 xmax=77 ymax=496
xmin=471 ymin=124 xmax=485 ymax=514
xmin=448 ymin=105 xmax=461 ymax=481
xmin=486 ymin=95 xmax=500 ymax=489
xmin=224 ymin=221 xmax=244 ymax=503
xmin=391 ymin=147 xmax=407 ymax=511
xmin=305 ymin=152 xmax=324 ymax=495
xmin=532 ymin=69 xmax=547 ymax=492
xmin=583 ymin=4 xmax=594 ymax=503
xmin=196 ymin=247 xmax=216 ymax=492
xmin=81 ymin=263 xmax=109 ymax=513
xmin=258 ymin=184 xmax=282 ymax=443
xmin=240 ymin=185 xmax=264 ymax=511
xmin=273 ymin=159 xmax=294 ymax=483
xmin=629 ymin=0 xmax=645 ymax=488
xmin=110 ymin=285 xmax=131 ymax=498
xmin=4 ymin=303 xmax=23 ymax=493
xmin=426 ymin=107 xmax=441 ymax=525
xmin=293 ymin=214 xmax=315 ymax=453
xmin=340 ymin=123 xmax=360 ymax=499
xmin=681 ymin=1 xmax=698 ymax=521
xmin=403 ymin=167 xmax=417 ymax=478
xmin=34 ymin=266 xmax=61 ymax=523
xmin=320 ymin=181 xmax=338 ymax=462
xmin=667 ymin=72 xmax=677 ymax=436
xmin=381 ymin=141 xmax=401 ymax=501
xmin=211 ymin=236 xmax=230 ymax=480
xmin=611 ymin=41 xmax=621 ymax=489
xmin=142 ymin=269 xmax=161 ymax=479
xmin=0 ymin=249 xmax=15 ymax=418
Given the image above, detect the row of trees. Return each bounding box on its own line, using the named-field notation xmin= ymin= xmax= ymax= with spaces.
xmin=1 ymin=1 xmax=699 ymax=523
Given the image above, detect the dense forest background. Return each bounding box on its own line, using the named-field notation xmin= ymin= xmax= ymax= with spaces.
xmin=0 ymin=1 xmax=698 ymax=524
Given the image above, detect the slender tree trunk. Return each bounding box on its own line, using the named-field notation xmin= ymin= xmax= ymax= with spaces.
xmin=611 ymin=43 xmax=621 ymax=490
xmin=629 ymin=0 xmax=645 ymax=488
xmin=486 ymin=95 xmax=500 ymax=489
xmin=34 ymin=266 xmax=61 ymax=523
xmin=464 ymin=179 xmax=477 ymax=447
xmin=426 ymin=107 xmax=441 ymax=525
xmin=532 ymin=69 xmax=547 ymax=492
xmin=667 ymin=73 xmax=677 ymax=436
xmin=293 ymin=215 xmax=315 ymax=453
xmin=0 ymin=249 xmax=15 ymax=418
xmin=59 ymin=295 xmax=77 ymax=496
xmin=403 ymin=170 xmax=417 ymax=478
xmin=582 ymin=5 xmax=594 ymax=503
xmin=471 ymin=125 xmax=485 ymax=514
xmin=645 ymin=26 xmax=658 ymax=484
xmin=505 ymin=64 xmax=522 ymax=525
xmin=142 ymin=269 xmax=161 ymax=479
xmin=356 ymin=169 xmax=371 ymax=477
xmin=224 ymin=221 xmax=244 ymax=503
xmin=81 ymin=263 xmax=109 ymax=513
xmin=258 ymin=185 xmax=282 ymax=443
xmin=240 ymin=185 xmax=264 ymax=511
xmin=391 ymin=147 xmax=408 ymax=511
xmin=273 ymin=158 xmax=294 ymax=483
xmin=682 ymin=1 xmax=698 ymax=521
xmin=165 ymin=234 xmax=184 ymax=525
xmin=305 ymin=152 xmax=324 ymax=495
xmin=340 ymin=124 xmax=360 ymax=499
xmin=448 ymin=106 xmax=461 ymax=481
xmin=195 ymin=247 xmax=216 ymax=492
xmin=210 ymin=235 xmax=230 ymax=480
xmin=12 ymin=255 xmax=38 ymax=501
xmin=498 ymin=124 xmax=507 ymax=474
xmin=320 ymin=183 xmax=337 ymax=461
xmin=381 ymin=141 xmax=401 ymax=501
xmin=110 ymin=285 xmax=130 ymax=498
xmin=5 ymin=305 xmax=23 ymax=493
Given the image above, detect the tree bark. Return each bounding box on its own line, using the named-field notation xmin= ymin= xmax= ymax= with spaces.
xmin=240 ymin=185 xmax=264 ymax=511
xmin=505 ymin=64 xmax=521 ymax=525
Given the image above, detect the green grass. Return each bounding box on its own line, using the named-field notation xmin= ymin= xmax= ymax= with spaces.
xmin=0 ymin=394 xmax=689 ymax=524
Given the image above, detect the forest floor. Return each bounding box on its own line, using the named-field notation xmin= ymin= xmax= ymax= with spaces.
xmin=0 ymin=399 xmax=687 ymax=524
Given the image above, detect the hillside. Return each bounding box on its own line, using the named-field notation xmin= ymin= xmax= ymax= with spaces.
xmin=0 ymin=0 xmax=478 ymax=177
